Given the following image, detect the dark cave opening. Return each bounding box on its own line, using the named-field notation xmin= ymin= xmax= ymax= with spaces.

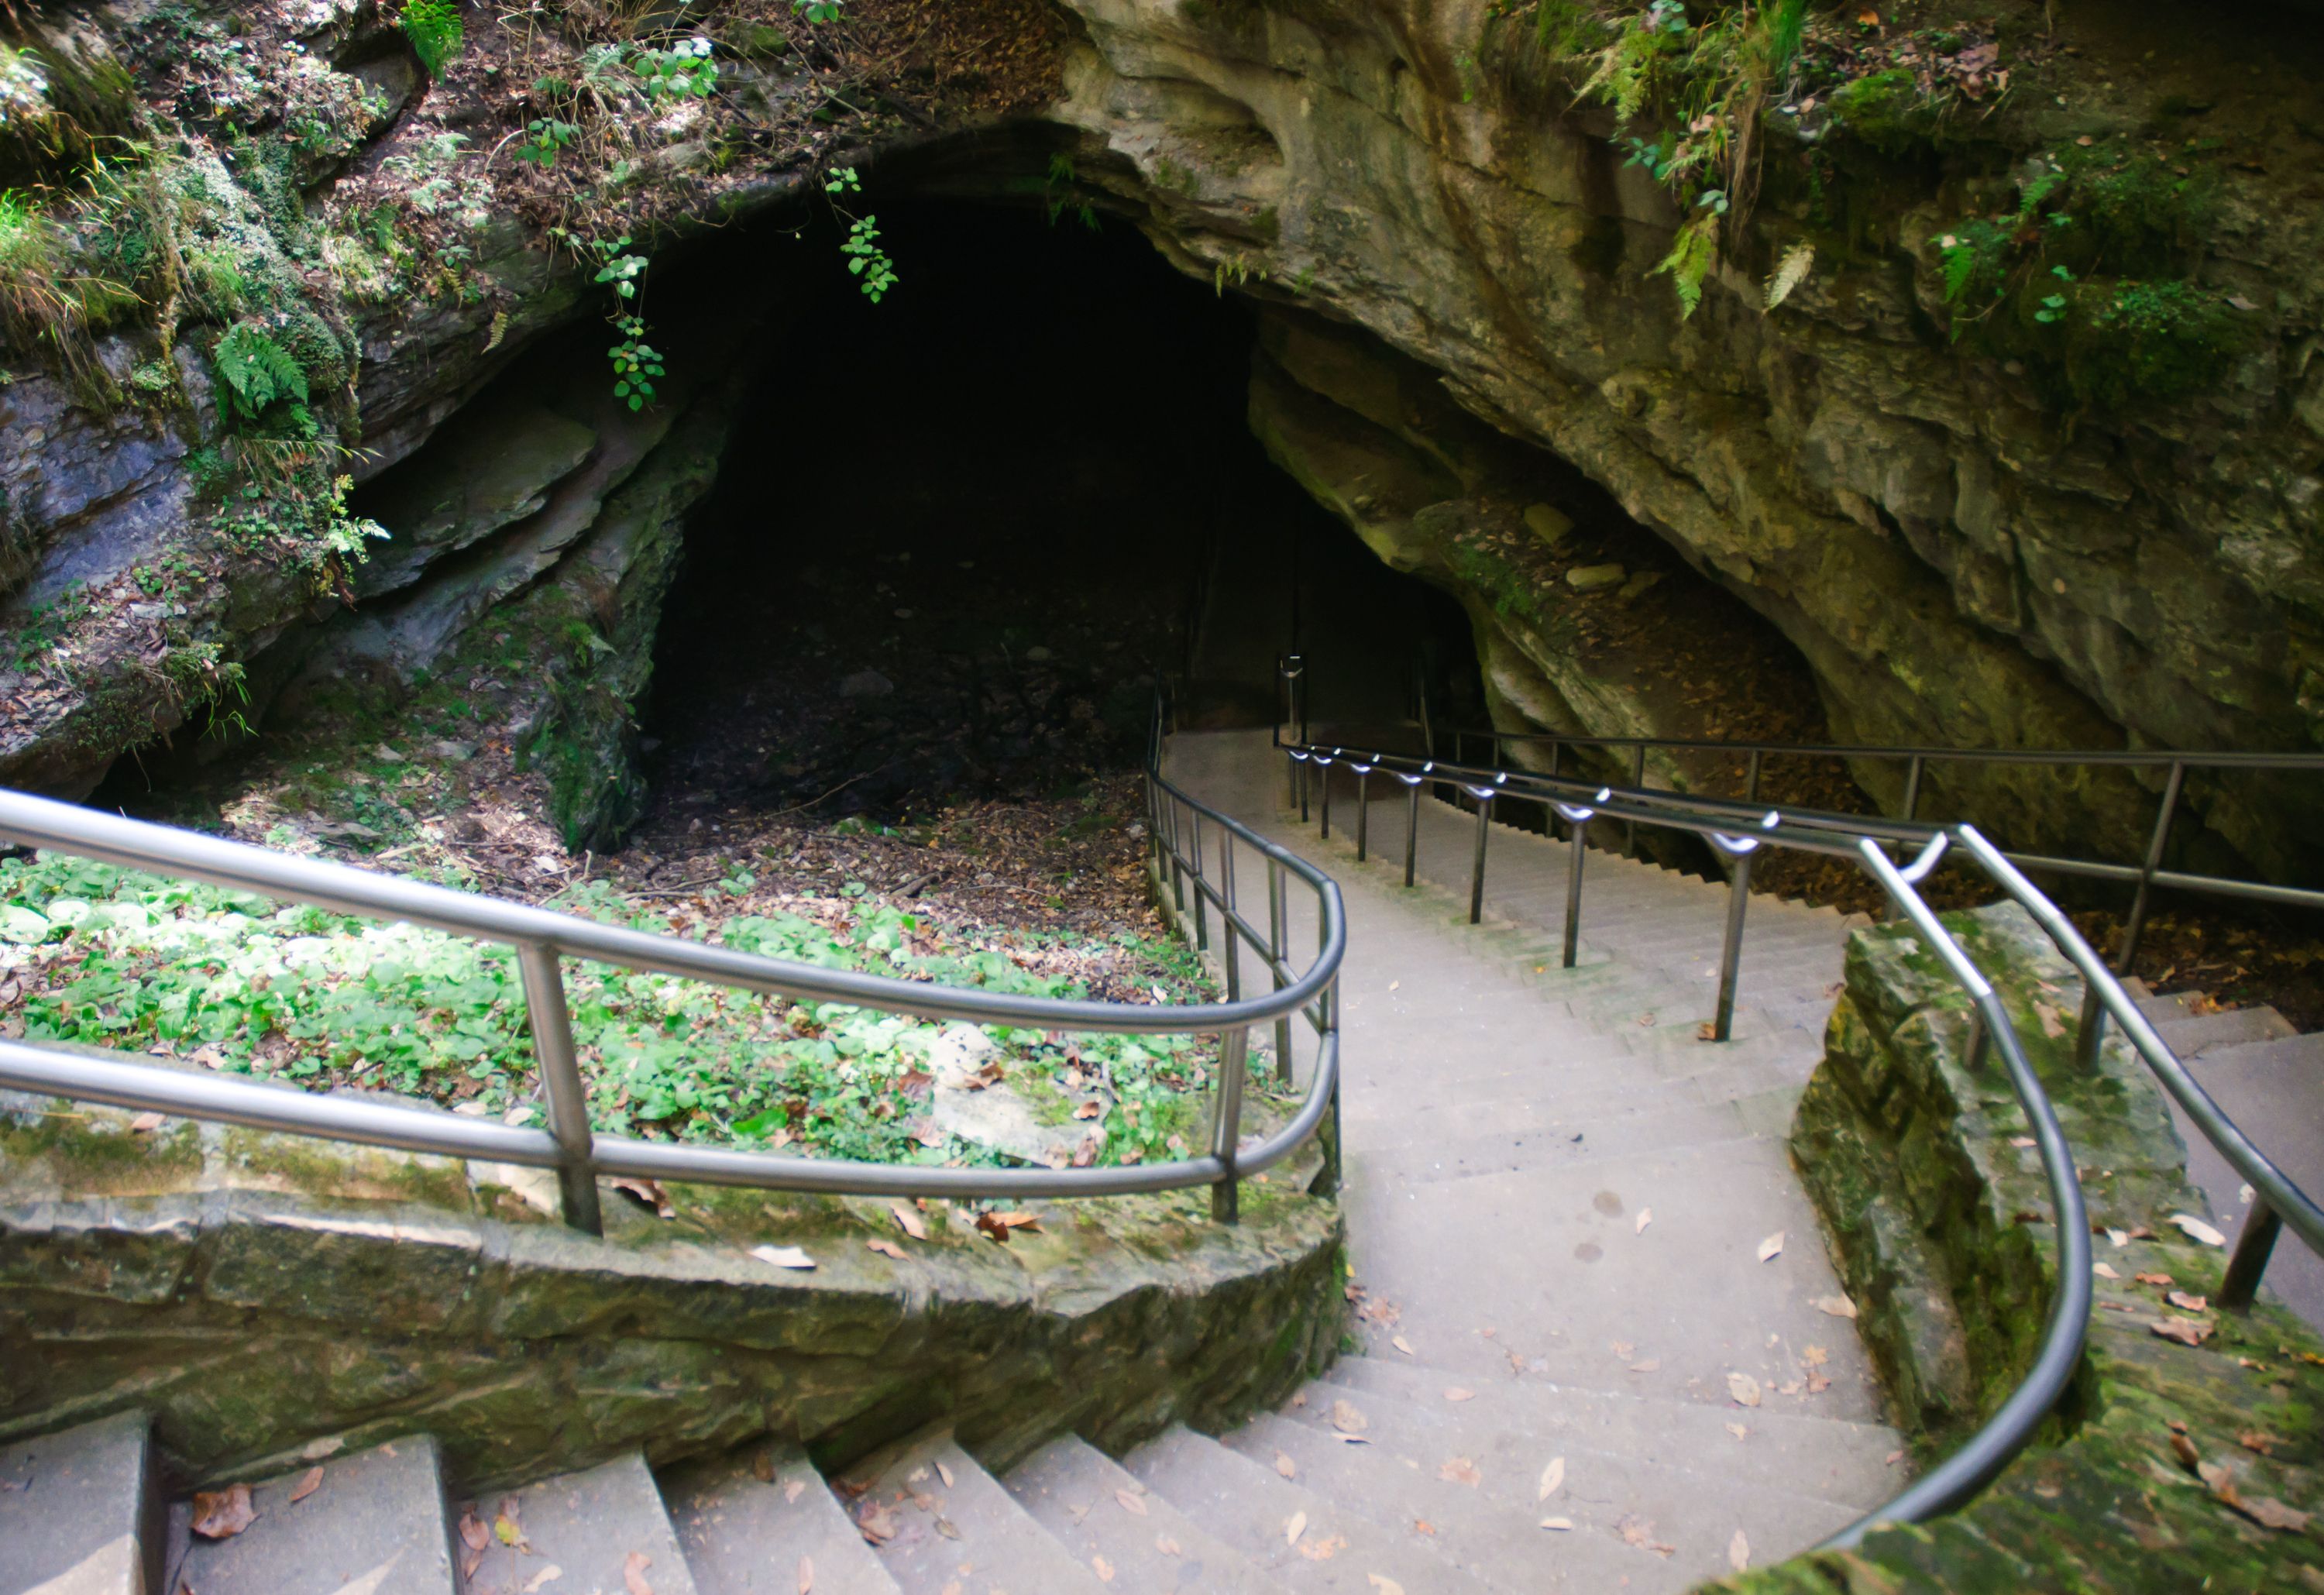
xmin=637 ymin=195 xmax=1480 ymax=827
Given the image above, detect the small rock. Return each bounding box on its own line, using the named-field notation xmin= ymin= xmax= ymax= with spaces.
xmin=1617 ymin=571 xmax=1664 ymax=603
xmin=373 ymin=744 xmax=404 ymax=762
xmin=428 ymin=739 xmax=478 ymax=761
xmin=1565 ymin=563 xmax=1627 ymax=592
xmin=839 ymin=669 xmax=895 ymax=699
xmin=1521 ymin=504 xmax=1573 ymax=546
xmin=1026 ymin=646 xmax=1054 ymax=662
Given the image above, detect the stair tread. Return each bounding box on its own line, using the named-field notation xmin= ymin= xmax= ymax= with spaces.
xmin=1005 ymin=1435 xmax=1286 ymax=1593
xmin=662 ymin=1442 xmax=901 ymax=1595
xmin=2151 ymin=1004 xmax=2297 ymax=1056
xmin=459 ymin=1452 xmax=696 ymax=1595
xmin=1122 ymin=1426 xmax=1492 ymax=1594
xmin=840 ymin=1430 xmax=1102 ymax=1595
xmin=178 ymin=1436 xmax=456 ymax=1595
xmin=0 ymin=1411 xmax=154 ymax=1595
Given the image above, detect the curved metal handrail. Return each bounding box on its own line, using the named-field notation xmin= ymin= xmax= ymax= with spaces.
xmin=0 ymin=698 xmax=1348 ymax=1232
xmin=1278 ymin=722 xmax=2312 ymax=1549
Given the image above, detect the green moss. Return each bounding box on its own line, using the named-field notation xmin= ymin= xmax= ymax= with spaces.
xmin=1827 ymin=68 xmax=1951 ymax=157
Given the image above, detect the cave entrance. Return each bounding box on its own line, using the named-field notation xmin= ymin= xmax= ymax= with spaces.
xmin=638 ymin=196 xmax=1477 ymax=831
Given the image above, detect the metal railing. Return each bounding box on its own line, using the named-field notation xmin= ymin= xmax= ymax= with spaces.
xmin=1275 ymin=658 xmax=2322 ymax=1549
xmin=0 ymin=692 xmax=1345 ymax=1233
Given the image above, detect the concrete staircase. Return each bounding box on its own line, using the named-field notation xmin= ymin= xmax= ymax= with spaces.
xmin=5 ymin=729 xmax=1952 ymax=1593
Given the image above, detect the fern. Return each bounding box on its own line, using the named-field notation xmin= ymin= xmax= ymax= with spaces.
xmin=1762 ymin=240 xmax=1813 ymax=311
xmin=212 ymin=321 xmax=308 ymax=421
xmin=401 ymin=0 xmax=464 ymax=77
xmin=1648 ymin=217 xmax=1719 ymax=319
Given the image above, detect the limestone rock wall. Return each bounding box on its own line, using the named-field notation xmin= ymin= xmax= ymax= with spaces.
xmin=1047 ymin=0 xmax=2324 ymax=879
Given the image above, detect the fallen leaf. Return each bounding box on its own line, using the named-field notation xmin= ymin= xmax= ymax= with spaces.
xmin=2136 ymin=1272 xmax=2175 ymax=1287
xmin=1803 ymin=1345 xmax=1828 ymax=1366
xmin=933 ymin=1517 xmax=961 ymax=1542
xmin=1392 ymin=1335 xmax=1415 ymax=1356
xmin=1628 ymin=1360 xmax=1659 ymax=1373
xmin=459 ymin=1511 xmax=492 ymax=1552
xmin=891 ymin=1201 xmax=928 ymax=1240
xmin=2150 ymin=1316 xmax=2216 ymax=1347
xmin=1367 ymin=1578 xmax=1404 ymax=1594
xmin=1813 ymin=1294 xmax=1858 ymax=1320
xmin=753 ymin=1452 xmax=776 ymax=1484
xmin=2092 ymin=1262 xmax=2120 ymax=1279
xmin=2009 ymin=1136 xmax=2037 ymax=1149
xmin=1724 ymin=1423 xmax=1748 ymax=1441
xmin=784 ymin=1478 xmax=806 ymax=1504
xmin=1727 ymin=1372 xmax=1763 ymax=1408
xmin=866 ymin=1239 xmax=906 ymax=1260
xmin=129 ymin=1112 xmax=166 ymax=1133
xmin=1729 ymin=1529 xmax=1751 ymax=1572
xmin=1331 ymin=1399 xmax=1369 ymax=1434
xmin=1538 ymin=1457 xmax=1565 ymax=1500
xmin=1156 ymin=1534 xmax=1182 ymax=1556
xmin=1092 ymin=1553 xmax=1114 ymax=1582
xmin=2108 ymin=1229 xmax=2131 ymax=1249
xmin=1439 ymin=1457 xmax=1482 ymax=1487
xmin=797 ymin=1556 xmax=813 ymax=1594
xmin=2238 ymin=1431 xmax=2281 ymax=1456
xmin=521 ymin=1567 xmax=564 ymax=1595
xmin=2171 ymin=1432 xmax=2204 ymax=1473
xmin=1116 ymin=1489 xmax=1148 ymax=1517
xmin=856 ymin=1503 xmax=899 ymax=1543
xmin=1538 ymin=1517 xmax=1574 ymax=1531
xmin=494 ymin=1504 xmax=528 ymax=1549
xmin=2167 ymin=1291 xmax=2209 ymax=1312
xmin=1297 ymin=1533 xmax=1348 ymax=1562
xmin=1443 ymin=1387 xmax=1476 ymax=1402
xmin=1284 ymin=1510 xmax=1308 ymax=1545
xmin=191 ymin=1484 xmax=256 ymax=1539
xmin=1756 ymin=1230 xmax=1785 ymax=1263
xmin=1074 ymin=1100 xmax=1102 ymax=1120
xmin=936 ymin=1461 xmax=954 ymax=1489
xmin=1413 ymin=1520 xmax=1435 ymax=1535
xmin=610 ymin=1177 xmax=676 ymax=1219
xmin=624 ymin=1552 xmax=655 ymax=1595
xmin=1276 ymin=1452 xmax=1298 ymax=1479
xmin=750 ymin=1245 xmax=816 ymax=1270
xmin=1635 ymin=1208 xmax=1652 ymax=1235
xmin=289 ymin=1466 xmax=323 ymax=1504
xmin=2168 ymin=1213 xmax=2227 ymax=1247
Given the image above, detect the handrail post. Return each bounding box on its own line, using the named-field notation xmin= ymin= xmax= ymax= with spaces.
xmin=2078 ymin=759 xmax=2186 ymax=1071
xmin=1563 ymin=817 xmax=1588 ymax=968
xmin=518 ymin=944 xmax=601 ymax=1236
xmin=1745 ymin=748 xmax=1762 ymax=803
xmin=1220 ymin=827 xmax=1240 ymax=1001
xmin=1355 ymin=769 xmax=1370 ymax=862
xmin=1209 ymin=1025 xmax=1250 ymax=1223
xmin=1628 ymin=744 xmax=1645 ymax=853
xmin=1190 ymin=806 xmax=1209 ymax=954
xmin=2219 ymin=1199 xmax=2281 ymax=1311
xmin=1298 ymin=755 xmax=1310 ymax=822
xmin=1548 ymin=742 xmax=1565 ymax=838
xmin=1268 ymin=857 xmax=1292 ymax=1085
xmin=1470 ymin=794 xmax=1491 ymax=924
xmin=1404 ymin=780 xmax=1420 ymax=887
xmin=1900 ymin=754 xmax=1926 ymax=822
xmin=1713 ymin=850 xmax=1755 ymax=1042
xmin=1168 ymin=796 xmax=1188 ymax=915
xmin=1319 ymin=762 xmax=1333 ymax=840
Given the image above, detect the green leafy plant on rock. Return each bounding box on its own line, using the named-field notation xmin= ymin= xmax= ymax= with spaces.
xmin=211 ymin=320 xmax=308 ymax=425
xmin=400 ymin=1 xmax=464 ymax=77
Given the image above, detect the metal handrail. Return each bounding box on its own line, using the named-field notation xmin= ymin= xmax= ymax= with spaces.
xmin=1279 ymin=694 xmax=2319 ymax=1548
xmin=0 ymin=693 xmax=1346 ymax=1233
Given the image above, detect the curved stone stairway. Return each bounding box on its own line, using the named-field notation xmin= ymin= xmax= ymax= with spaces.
xmin=4 ymin=730 xmax=1919 ymax=1595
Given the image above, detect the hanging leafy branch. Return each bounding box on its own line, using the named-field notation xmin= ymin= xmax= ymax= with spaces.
xmin=400 ymin=0 xmax=464 ymax=77
xmin=823 ymin=166 xmax=897 ymax=303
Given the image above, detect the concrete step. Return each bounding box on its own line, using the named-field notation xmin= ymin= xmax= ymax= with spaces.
xmin=1122 ymin=1425 xmax=1491 ymax=1594
xmin=177 ymin=1436 xmax=457 ymax=1595
xmin=838 ymin=1429 xmax=1102 ymax=1595
xmin=459 ymin=1452 xmax=696 ymax=1595
xmin=0 ymin=1412 xmax=158 ymax=1595
xmin=1236 ymin=1386 xmax=1866 ymax=1591
xmin=1349 ymin=1089 xmax=1800 ymax=1185
xmin=1004 ymin=1434 xmax=1286 ymax=1593
xmin=2151 ymin=1004 xmax=2297 ymax=1058
xmin=1340 ymin=1139 xmax=1889 ymax=1423
xmin=1316 ymin=1358 xmax=1904 ymax=1490
xmin=662 ymin=1442 xmax=902 ymax=1595
xmin=2167 ymin=1030 xmax=2324 ymax=1332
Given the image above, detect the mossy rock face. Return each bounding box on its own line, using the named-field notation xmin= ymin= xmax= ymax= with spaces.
xmin=0 ymin=1080 xmax=1342 ymax=1494
xmin=1731 ymin=902 xmax=2324 ymax=1591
